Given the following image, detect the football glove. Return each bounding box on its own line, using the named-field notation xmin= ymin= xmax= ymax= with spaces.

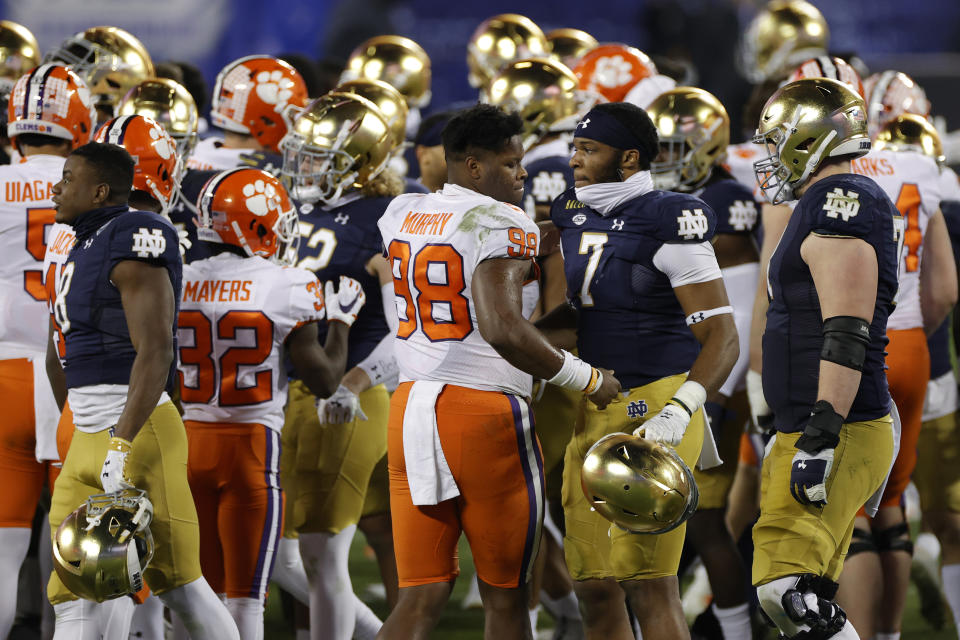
xmin=635 ymin=403 xmax=690 ymax=446
xmin=324 ymin=276 xmax=366 ymax=327
xmin=100 ymin=437 xmax=134 ymax=494
xmin=789 ymin=400 xmax=844 ymax=507
xmin=320 ymin=384 xmax=368 ymax=424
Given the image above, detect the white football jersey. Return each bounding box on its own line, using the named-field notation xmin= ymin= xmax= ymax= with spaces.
xmin=851 ymin=149 xmax=943 ymax=330
xmin=42 ymin=222 xmax=76 ymax=366
xmin=0 ymin=154 xmax=65 ymax=359
xmin=723 ymin=142 xmax=765 ymax=201
xmin=185 ymin=137 xmax=247 ymax=171
xmin=939 ymin=165 xmax=960 ymax=202
xmin=177 ymin=253 xmax=325 ymax=431
xmin=379 ymin=183 xmax=540 ymax=398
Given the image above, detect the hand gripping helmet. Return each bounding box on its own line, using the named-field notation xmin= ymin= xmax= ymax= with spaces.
xmin=484 ymin=57 xmax=579 ymax=151
xmin=196 ymin=167 xmax=298 ymax=263
xmin=788 ymin=56 xmax=864 ymax=98
xmin=546 ymin=28 xmax=598 ymax=69
xmin=753 ymin=77 xmax=870 ymax=204
xmin=118 ymin=78 xmax=199 ymax=168
xmin=647 ymin=87 xmax=730 ymax=192
xmin=341 ymin=36 xmax=432 ymax=109
xmin=45 ymin=26 xmax=154 ymax=109
xmin=52 ymin=489 xmax=154 ymax=602
xmin=7 ymin=63 xmax=96 ymax=149
xmin=863 ymin=71 xmax=930 ymax=139
xmin=0 ymin=20 xmax=40 ymax=92
xmin=573 ymin=44 xmax=657 ymax=104
xmin=467 ymin=14 xmax=548 ymax=90
xmin=738 ymin=0 xmax=829 ymax=83
xmin=581 ymin=433 xmax=699 ymax=534
xmin=211 ymin=55 xmax=308 ymax=153
xmin=95 ymin=115 xmax=180 ymax=214
xmin=334 ymin=78 xmax=408 ymax=151
xmin=280 ymin=92 xmax=391 ymax=205
xmin=873 ymin=113 xmax=944 ymax=165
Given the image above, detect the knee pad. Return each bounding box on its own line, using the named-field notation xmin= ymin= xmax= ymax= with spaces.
xmin=757 ymin=575 xmax=848 ymax=639
xmin=874 ymin=522 xmax=913 ymax=555
xmin=846 ymin=527 xmax=878 ymax=557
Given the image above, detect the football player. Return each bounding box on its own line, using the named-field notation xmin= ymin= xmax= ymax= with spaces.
xmin=0 ymin=63 xmax=94 ymax=639
xmin=46 ymin=141 xmax=238 ymax=638
xmin=647 ymin=86 xmax=758 ymax=639
xmin=377 ymin=102 xmax=619 ymax=640
xmin=751 ymin=77 xmax=899 ymax=640
xmin=543 ymin=101 xmax=739 ymax=639
xmin=178 ymin=167 xmax=365 ymax=639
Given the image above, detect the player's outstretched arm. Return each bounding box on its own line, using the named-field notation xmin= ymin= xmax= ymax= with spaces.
xmin=474 ymin=256 xmax=620 ymax=408
xmin=920 ymin=209 xmax=958 ymax=335
xmin=45 ymin=318 xmax=66 ymax=411
xmin=112 ymin=259 xmax=177 ymax=442
xmin=287 ymin=321 xmax=349 ymax=400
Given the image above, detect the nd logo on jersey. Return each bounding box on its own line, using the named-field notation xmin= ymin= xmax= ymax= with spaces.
xmin=677 ymin=209 xmax=709 ymax=240
xmin=822 ymin=188 xmax=860 ymax=221
xmin=132 ymin=227 xmax=167 ymax=258
xmin=626 ymin=400 xmax=648 ymax=419
xmin=532 ymin=171 xmax=567 ymax=203
xmin=728 ymin=200 xmax=757 ymax=231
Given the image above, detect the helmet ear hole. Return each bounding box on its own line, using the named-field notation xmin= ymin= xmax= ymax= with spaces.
xmin=795 ymin=137 xmax=816 ymax=151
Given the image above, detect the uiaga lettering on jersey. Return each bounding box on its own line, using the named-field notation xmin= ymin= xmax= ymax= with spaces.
xmin=131 ymin=227 xmax=167 ymax=258
xmin=676 ymin=208 xmax=709 ymax=240
xmin=822 ymin=188 xmax=861 ymax=222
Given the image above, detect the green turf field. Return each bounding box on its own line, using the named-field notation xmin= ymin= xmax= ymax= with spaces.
xmin=262 ymin=533 xmax=960 ymax=639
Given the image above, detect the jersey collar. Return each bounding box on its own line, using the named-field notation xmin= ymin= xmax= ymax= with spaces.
xmin=71 ymin=204 xmax=129 ymax=242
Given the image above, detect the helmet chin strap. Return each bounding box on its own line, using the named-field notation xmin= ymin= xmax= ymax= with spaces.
xmin=795 ymin=129 xmax=837 ymax=189
xmin=230 ymin=220 xmax=257 ymax=258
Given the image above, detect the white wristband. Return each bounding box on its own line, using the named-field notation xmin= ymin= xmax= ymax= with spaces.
xmin=547 ymin=350 xmax=596 ymax=393
xmin=669 ymin=380 xmax=707 ymax=417
xmin=685 ymin=306 xmax=734 ymax=326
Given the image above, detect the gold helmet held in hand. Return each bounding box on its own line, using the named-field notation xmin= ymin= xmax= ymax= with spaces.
xmin=647 ymin=87 xmax=730 ymax=192
xmin=546 ymin=28 xmax=598 ymax=68
xmin=341 ymin=35 xmax=432 ymax=109
xmin=0 ymin=21 xmax=39 ymax=91
xmin=280 ymin=92 xmax=391 ymax=205
xmin=738 ymin=0 xmax=829 ymax=83
xmin=467 ymin=14 xmax=548 ymax=89
xmin=485 ymin=57 xmax=579 ymax=150
xmin=581 ymin=433 xmax=698 ymax=534
xmin=873 ymin=113 xmax=944 ymax=164
xmin=335 ymin=78 xmax=409 ymax=151
xmin=118 ymin=78 xmax=199 ymax=166
xmin=52 ymin=489 xmax=154 ymax=602
xmin=753 ymin=78 xmax=870 ymax=204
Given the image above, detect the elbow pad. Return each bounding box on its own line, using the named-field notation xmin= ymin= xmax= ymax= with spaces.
xmin=820 ymin=316 xmax=870 ymax=371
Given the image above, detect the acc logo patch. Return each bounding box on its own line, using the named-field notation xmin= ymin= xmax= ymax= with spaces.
xmin=626 ymin=400 xmax=648 ymax=419
xmin=572 ymin=213 xmax=587 ymax=226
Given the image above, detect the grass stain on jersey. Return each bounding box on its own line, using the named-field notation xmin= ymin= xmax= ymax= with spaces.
xmin=458 ymin=204 xmax=517 ymax=244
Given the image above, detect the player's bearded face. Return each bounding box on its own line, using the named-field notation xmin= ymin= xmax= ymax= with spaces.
xmin=571 ymin=138 xmax=624 ymax=186
xmin=52 ymin=155 xmax=106 ymax=224
xmin=476 ymin=135 xmax=527 ymax=206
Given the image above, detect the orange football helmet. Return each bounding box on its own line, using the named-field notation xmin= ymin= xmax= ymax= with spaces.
xmin=864 ymin=71 xmax=931 ymax=137
xmin=210 ymin=56 xmax=308 ymax=153
xmin=95 ymin=115 xmax=179 ymax=213
xmin=7 ymin=63 xmax=95 ymax=148
xmin=573 ymin=44 xmax=657 ymax=103
xmin=788 ymin=56 xmax=864 ymax=97
xmin=196 ymin=167 xmax=298 ymax=263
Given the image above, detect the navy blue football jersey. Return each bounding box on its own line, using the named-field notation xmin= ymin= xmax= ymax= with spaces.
xmin=698 ymin=176 xmax=759 ymax=236
xmin=60 ymin=205 xmax=182 ymax=391
xmin=551 ymin=187 xmax=717 ymax=389
xmin=524 ymin=153 xmax=575 ymax=218
xmin=295 ymin=194 xmax=389 ymax=370
xmin=168 ymin=168 xmax=218 ymax=264
xmin=928 ymin=199 xmax=960 ymax=378
xmin=763 ymin=173 xmax=900 ymax=431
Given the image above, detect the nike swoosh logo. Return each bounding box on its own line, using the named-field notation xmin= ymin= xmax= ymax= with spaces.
xmin=339 ymin=295 xmax=360 ymax=313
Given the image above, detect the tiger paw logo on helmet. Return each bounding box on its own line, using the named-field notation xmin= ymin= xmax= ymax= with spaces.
xmin=593 ymin=56 xmax=635 ymax=89
xmin=243 ymin=179 xmax=282 ymax=216
xmin=146 ymin=121 xmax=174 ymax=159
xmin=255 ymin=70 xmax=296 ymax=108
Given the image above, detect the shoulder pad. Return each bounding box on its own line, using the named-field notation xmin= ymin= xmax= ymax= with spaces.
xmin=804 ymin=176 xmax=877 ymax=239
xmin=655 ymin=192 xmax=717 ymax=243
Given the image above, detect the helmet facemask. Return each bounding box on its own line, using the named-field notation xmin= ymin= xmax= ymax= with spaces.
xmin=280 ymin=131 xmax=362 ymax=205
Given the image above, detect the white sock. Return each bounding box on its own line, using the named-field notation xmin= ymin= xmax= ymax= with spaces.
xmin=97 ymin=596 xmax=134 ymax=638
xmin=915 ymin=532 xmax=942 ymax=567
xmin=38 ymin=518 xmax=55 ymax=640
xmin=129 ymin=595 xmax=165 ymax=640
xmin=0 ymin=528 xmax=32 ymax=638
xmin=874 ymin=633 xmax=900 ymax=640
xmin=271 ymin=536 xmax=310 ymax=605
xmin=159 ymin=577 xmax=240 ymax=640
xmin=52 ymin=600 xmax=100 ymax=640
xmin=353 ymin=594 xmax=382 ymax=639
xmin=300 ymin=526 xmax=357 ymax=640
xmin=712 ymin=603 xmax=751 ymax=640
xmin=529 ymin=603 xmax=541 ymax=633
xmin=944 ymin=563 xmax=960 ymax=631
xmin=632 ymin=615 xmax=642 ymax=638
xmin=226 ymin=597 xmax=263 ymax=640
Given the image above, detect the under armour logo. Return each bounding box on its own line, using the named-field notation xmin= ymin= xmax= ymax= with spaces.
xmin=611 ymin=219 xmax=624 ymax=231
xmin=131 ymin=227 xmax=166 ymax=258
xmin=577 ymin=118 xmax=591 ymax=130
xmin=728 ymin=200 xmax=757 ymax=231
xmin=689 ymin=312 xmax=705 ymax=324
xmin=676 ymin=209 xmax=709 ymax=240
xmin=626 ymin=400 xmax=648 ymax=419
xmin=83 ymin=237 xmax=94 ymax=249
xmin=822 ymin=188 xmax=860 ymax=222
xmin=334 ymin=213 xmax=350 ymax=225
xmin=798 ymin=461 xmax=807 ymax=469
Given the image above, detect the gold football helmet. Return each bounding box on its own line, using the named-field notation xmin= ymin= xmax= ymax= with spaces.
xmin=46 ymin=26 xmax=155 ymax=108
xmin=484 ymin=57 xmax=579 ymax=150
xmin=581 ymin=433 xmax=699 ymax=534
xmin=739 ymin=0 xmax=829 ymax=83
xmin=873 ymin=113 xmax=944 ymax=164
xmin=0 ymin=21 xmax=39 ymax=91
xmin=341 ymin=36 xmax=432 ymax=109
xmin=280 ymin=92 xmax=391 ymax=205
xmin=546 ymin=28 xmax=598 ymax=68
xmin=52 ymin=490 xmax=154 ymax=603
xmin=753 ymin=77 xmax=870 ymax=204
xmin=647 ymin=87 xmax=730 ymax=191
xmin=335 ymin=78 xmax=408 ymax=150
xmin=118 ymin=78 xmax=198 ymax=166
xmin=467 ymin=14 xmax=549 ymax=89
